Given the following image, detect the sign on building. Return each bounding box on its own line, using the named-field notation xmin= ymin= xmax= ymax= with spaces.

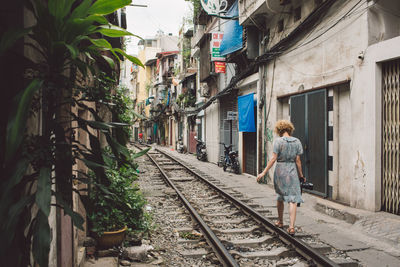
xmin=227 ymin=111 xmax=238 ymax=120
xmin=215 ymin=62 xmax=226 ymax=73
xmin=210 ymin=32 xmax=226 ymax=61
xmin=200 ymin=0 xmax=228 ymax=16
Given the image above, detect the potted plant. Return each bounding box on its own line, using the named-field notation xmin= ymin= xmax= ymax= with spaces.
xmin=88 ymin=149 xmax=148 ymax=248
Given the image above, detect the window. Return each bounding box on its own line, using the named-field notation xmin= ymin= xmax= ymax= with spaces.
xmin=294 ymin=6 xmax=301 ymax=21
xmin=277 ymin=19 xmax=284 ymax=33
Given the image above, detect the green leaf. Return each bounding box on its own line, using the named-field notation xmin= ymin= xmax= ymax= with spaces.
xmin=96 ymin=24 xmax=138 ymax=38
xmin=131 ymin=147 xmax=150 ymax=159
xmin=4 ymin=195 xmax=34 ymax=230
xmin=102 ymin=55 xmax=115 ymax=69
xmin=88 ymin=0 xmax=131 ymax=15
xmin=106 ymin=135 xmax=130 ymax=158
xmin=48 ymin=0 xmax=74 ymax=19
xmin=86 ymin=120 xmax=114 ymax=130
xmin=0 ymin=27 xmax=31 ymax=55
xmin=0 ymin=158 xmax=29 ymax=199
xmin=108 ymin=122 xmax=130 ymax=127
xmin=89 ymin=38 xmax=112 ymax=49
xmin=86 ymin=14 xmax=108 ymax=24
xmin=32 ymin=210 xmax=51 ymax=267
xmin=70 ymin=0 xmax=92 ymax=19
xmin=131 ymin=110 xmax=147 ymax=120
xmin=113 ymin=48 xmax=144 ymax=67
xmin=73 ymin=59 xmax=88 ymax=76
xmin=53 ymin=191 xmax=84 ymax=231
xmin=65 ymin=43 xmax=79 ymax=59
xmin=5 ymin=79 xmax=43 ymax=163
xmin=36 ymin=167 xmax=51 ymax=217
xmin=81 ymin=158 xmax=109 ymax=169
xmin=85 ymin=52 xmax=94 ymax=61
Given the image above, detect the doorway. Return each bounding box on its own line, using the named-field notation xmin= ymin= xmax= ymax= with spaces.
xmin=243 ymin=132 xmax=257 ymax=175
xmin=290 ymin=89 xmax=328 ymax=196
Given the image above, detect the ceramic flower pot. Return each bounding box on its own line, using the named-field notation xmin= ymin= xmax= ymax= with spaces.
xmin=96 ymin=226 xmax=127 ymax=248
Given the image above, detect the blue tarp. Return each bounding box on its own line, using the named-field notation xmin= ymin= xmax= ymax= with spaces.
xmin=238 ymin=93 xmax=256 ymax=132
xmin=220 ymin=0 xmax=243 ymax=56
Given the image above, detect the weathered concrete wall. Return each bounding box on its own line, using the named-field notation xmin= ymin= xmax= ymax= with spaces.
xmin=368 ymin=0 xmax=400 ymax=45
xmin=205 ymin=102 xmax=220 ymax=164
xmin=262 ymin=0 xmax=374 ymax=209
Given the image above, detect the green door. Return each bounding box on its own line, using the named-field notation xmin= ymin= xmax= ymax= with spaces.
xmin=290 ymin=89 xmax=327 ymax=196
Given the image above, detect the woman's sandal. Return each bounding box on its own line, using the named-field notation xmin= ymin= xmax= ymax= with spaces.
xmin=274 ymin=221 xmax=284 ymax=228
xmin=287 ymin=227 xmax=295 ymax=236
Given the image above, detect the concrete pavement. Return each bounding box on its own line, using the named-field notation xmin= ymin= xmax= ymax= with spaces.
xmin=154 ymin=145 xmax=400 ymax=267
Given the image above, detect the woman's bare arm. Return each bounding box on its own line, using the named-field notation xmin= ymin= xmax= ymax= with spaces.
xmin=257 ymin=153 xmax=277 ymax=181
xmin=295 ymin=155 xmax=305 ymax=180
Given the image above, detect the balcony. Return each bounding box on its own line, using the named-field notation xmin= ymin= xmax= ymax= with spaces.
xmin=191 ymin=25 xmax=205 ymax=48
xmin=239 ymin=0 xmax=288 ymax=25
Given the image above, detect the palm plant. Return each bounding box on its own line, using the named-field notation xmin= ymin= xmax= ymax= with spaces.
xmin=0 ymin=0 xmax=148 ymax=266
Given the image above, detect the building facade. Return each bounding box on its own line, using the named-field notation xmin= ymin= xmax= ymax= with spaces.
xmin=189 ymin=0 xmax=400 ymax=215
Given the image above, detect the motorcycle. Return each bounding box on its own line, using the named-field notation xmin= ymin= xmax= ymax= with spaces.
xmin=220 ymin=142 xmax=240 ymax=174
xmin=177 ymin=136 xmax=184 ymax=153
xmin=195 ymin=136 xmax=207 ymax=161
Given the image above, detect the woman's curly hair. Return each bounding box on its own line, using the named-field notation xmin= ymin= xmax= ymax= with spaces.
xmin=274 ymin=120 xmax=295 ymax=136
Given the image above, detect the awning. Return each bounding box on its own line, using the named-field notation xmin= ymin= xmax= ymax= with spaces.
xmin=179 ymin=72 xmax=196 ymax=84
xmin=220 ymin=0 xmax=243 ymax=56
xmin=145 ymin=58 xmax=157 ymax=66
xmin=238 ymin=93 xmax=256 ymax=132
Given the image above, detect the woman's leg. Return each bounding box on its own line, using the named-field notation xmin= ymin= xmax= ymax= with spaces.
xmin=289 ymin=202 xmax=297 ymax=228
xmin=277 ymin=200 xmax=284 ymax=223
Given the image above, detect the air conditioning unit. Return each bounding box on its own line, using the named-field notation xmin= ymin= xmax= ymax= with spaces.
xmin=200 ymin=83 xmax=210 ymax=97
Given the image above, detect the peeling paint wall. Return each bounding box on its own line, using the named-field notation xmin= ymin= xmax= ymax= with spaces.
xmin=205 ymin=101 xmax=220 ymax=164
xmin=262 ymin=0 xmax=373 ymax=209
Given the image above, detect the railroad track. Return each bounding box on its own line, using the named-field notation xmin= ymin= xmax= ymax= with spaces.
xmin=134 ymin=143 xmax=358 ymax=267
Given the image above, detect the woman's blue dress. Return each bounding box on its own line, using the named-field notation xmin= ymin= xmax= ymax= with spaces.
xmin=273 ymin=136 xmax=304 ymax=203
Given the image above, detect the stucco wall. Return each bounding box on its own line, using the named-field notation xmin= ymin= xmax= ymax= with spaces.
xmin=205 ymin=102 xmax=220 ymax=164
xmin=262 ymin=0 xmax=375 ymax=209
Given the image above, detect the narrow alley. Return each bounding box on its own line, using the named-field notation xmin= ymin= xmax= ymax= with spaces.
xmin=1 ymin=0 xmax=400 ymax=266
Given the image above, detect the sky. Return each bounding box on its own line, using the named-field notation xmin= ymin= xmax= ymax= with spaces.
xmin=125 ymin=0 xmax=193 ymax=55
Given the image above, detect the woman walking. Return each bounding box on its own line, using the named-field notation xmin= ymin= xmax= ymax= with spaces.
xmin=257 ymin=120 xmax=305 ymax=235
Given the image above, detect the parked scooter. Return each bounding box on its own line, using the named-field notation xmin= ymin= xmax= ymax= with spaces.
xmin=177 ymin=136 xmax=184 ymax=153
xmin=220 ymin=142 xmax=240 ymax=174
xmin=195 ymin=136 xmax=207 ymax=161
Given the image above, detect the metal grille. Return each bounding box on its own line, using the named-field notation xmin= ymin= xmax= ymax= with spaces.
xmin=382 ymin=59 xmax=400 ymax=215
xmin=219 ymin=96 xmax=238 ymax=155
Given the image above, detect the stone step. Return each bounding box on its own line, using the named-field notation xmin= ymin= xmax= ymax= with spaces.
xmin=180 ymin=248 xmax=208 ymax=258
xmin=197 ymin=199 xmax=226 ymax=205
xmin=174 ymin=227 xmax=194 ymax=233
xmin=192 ymin=195 xmax=219 ymax=201
xmin=177 ymin=238 xmax=200 ymax=244
xmin=162 ymin=166 xmax=185 ymax=171
xmin=214 ymin=226 xmax=260 ymax=234
xmin=231 ymin=247 xmax=292 ymax=259
xmin=170 ymin=177 xmax=194 ymax=182
xmin=203 ymin=211 xmax=240 ymax=217
xmin=331 ymin=258 xmax=360 ymax=267
xmin=202 ymin=205 xmax=231 ymax=211
xmin=164 ymin=211 xmax=185 ymax=216
xmin=209 ymin=218 xmax=249 ymax=224
xmin=224 ymin=235 xmax=274 ymax=248
xmin=254 ymin=208 xmax=272 ymax=213
xmin=308 ymin=243 xmax=332 ymax=254
xmin=170 ymin=218 xmax=190 ymax=223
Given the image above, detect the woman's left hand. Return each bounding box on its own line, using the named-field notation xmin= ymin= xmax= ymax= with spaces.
xmin=256 ymin=174 xmax=263 ymax=183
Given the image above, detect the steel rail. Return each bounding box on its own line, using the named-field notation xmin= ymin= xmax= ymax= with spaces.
xmin=154 ymin=148 xmax=340 ymax=267
xmin=142 ymin=147 xmax=239 ymax=267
